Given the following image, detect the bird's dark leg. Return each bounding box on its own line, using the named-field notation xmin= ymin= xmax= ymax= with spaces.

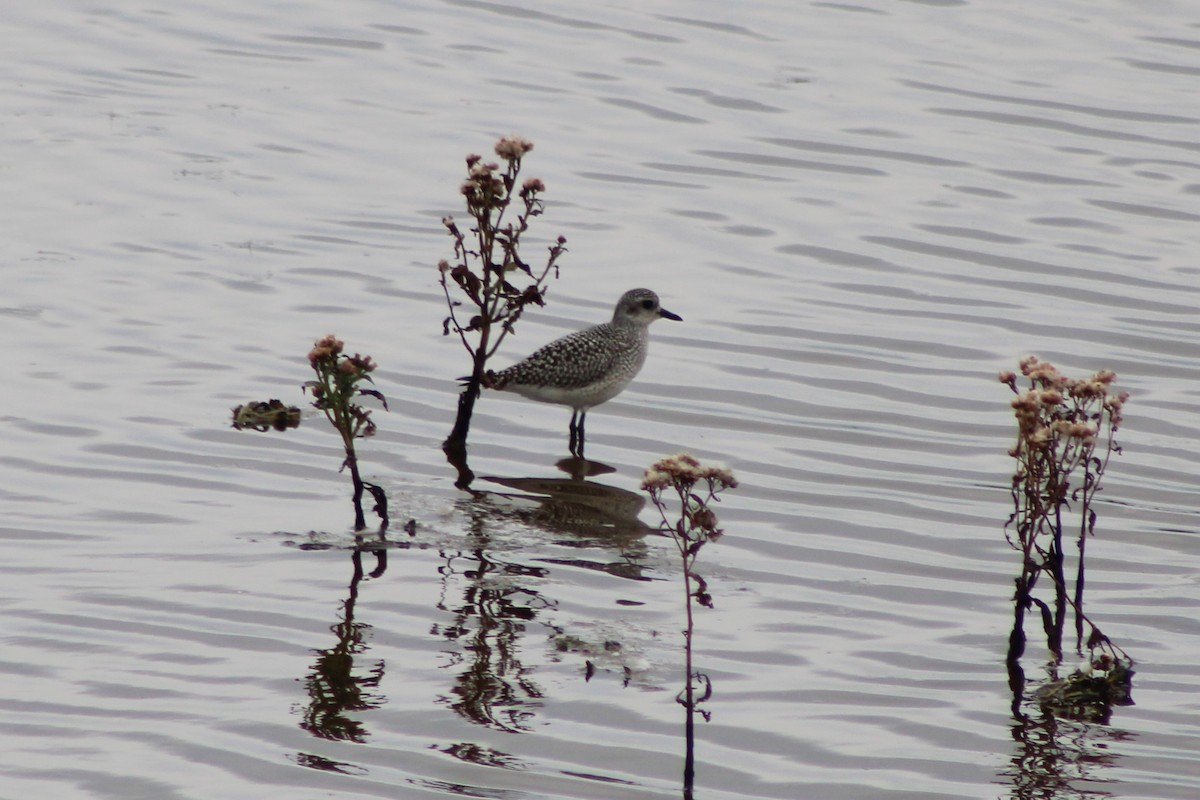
xmin=568 ymin=410 xmax=579 ymax=457
xmin=577 ymin=411 xmax=587 ymax=458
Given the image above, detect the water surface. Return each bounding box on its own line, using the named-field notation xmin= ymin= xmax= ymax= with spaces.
xmin=3 ymin=2 xmax=1200 ymax=798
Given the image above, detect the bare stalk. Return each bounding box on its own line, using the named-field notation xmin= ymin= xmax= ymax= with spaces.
xmin=1001 ymin=357 xmax=1128 ymax=664
xmin=642 ymin=453 xmax=737 ymax=799
xmin=437 ymin=137 xmax=568 ymax=477
xmin=304 ymin=335 xmax=388 ymax=530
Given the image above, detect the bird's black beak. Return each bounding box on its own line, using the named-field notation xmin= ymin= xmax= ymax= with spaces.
xmin=659 ymin=308 xmax=683 ymax=321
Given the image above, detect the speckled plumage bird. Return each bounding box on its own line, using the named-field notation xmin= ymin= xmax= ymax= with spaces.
xmin=487 ymin=288 xmax=682 ymax=457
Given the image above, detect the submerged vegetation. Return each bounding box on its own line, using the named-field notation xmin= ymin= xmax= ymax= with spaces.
xmin=438 ymin=136 xmax=568 ymax=485
xmin=1001 ymin=356 xmax=1133 ymax=719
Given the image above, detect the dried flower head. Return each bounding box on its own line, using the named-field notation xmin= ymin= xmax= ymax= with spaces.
xmin=641 ymin=467 xmax=671 ymax=492
xmin=308 ymin=334 xmax=345 ymax=368
xmin=519 ymin=177 xmax=546 ymax=199
xmin=314 ymin=334 xmax=343 ymax=353
xmin=495 ymin=135 xmax=534 ymax=161
xmin=348 ymin=353 xmax=377 ymax=373
xmin=1039 ymin=389 xmax=1063 ymax=406
xmin=1011 ymin=390 xmax=1040 ymax=414
xmin=643 ymin=452 xmax=737 ymax=492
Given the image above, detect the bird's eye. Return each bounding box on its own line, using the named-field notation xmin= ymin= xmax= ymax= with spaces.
xmin=641 ymin=299 xmax=655 ymax=310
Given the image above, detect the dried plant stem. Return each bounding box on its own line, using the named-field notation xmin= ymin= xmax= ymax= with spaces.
xmin=1001 ymin=357 xmax=1128 ymax=665
xmin=305 ymin=336 xmax=388 ymax=530
xmin=642 ymin=454 xmax=736 ymax=800
xmin=437 ymin=137 xmax=567 ymax=483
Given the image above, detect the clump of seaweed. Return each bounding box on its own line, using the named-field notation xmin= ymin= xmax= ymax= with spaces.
xmin=642 ymin=453 xmax=737 ymax=800
xmin=232 ymin=399 xmax=301 ymax=432
xmin=1000 ymin=356 xmax=1132 ymax=714
xmin=1036 ymin=653 xmax=1135 ymax=723
xmin=438 ymin=136 xmax=567 ymax=486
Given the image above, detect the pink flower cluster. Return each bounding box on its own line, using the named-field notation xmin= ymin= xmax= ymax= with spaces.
xmin=641 ymin=452 xmax=737 ymax=492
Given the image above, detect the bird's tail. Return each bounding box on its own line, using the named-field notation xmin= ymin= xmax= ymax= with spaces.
xmin=456 ymin=370 xmax=505 ymax=390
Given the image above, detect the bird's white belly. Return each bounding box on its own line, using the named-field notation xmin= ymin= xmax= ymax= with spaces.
xmin=505 ymin=376 xmax=632 ymax=410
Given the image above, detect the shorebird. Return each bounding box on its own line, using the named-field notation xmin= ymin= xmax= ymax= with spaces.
xmin=486 ymin=288 xmax=682 ymax=457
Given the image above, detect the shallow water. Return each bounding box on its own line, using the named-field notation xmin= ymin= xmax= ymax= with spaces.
xmin=4 ymin=1 xmax=1200 ymax=798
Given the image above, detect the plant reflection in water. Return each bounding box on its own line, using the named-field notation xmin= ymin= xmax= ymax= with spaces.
xmin=296 ymin=533 xmax=390 ymax=746
xmin=1004 ymin=691 xmax=1131 ymax=800
xmin=433 ymin=538 xmax=547 ymax=734
xmin=432 ymin=456 xmax=656 ymax=736
xmin=285 ymin=448 xmax=718 ymax=788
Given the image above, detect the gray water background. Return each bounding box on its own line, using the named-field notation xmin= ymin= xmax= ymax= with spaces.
xmin=3 ymin=2 xmax=1200 ymax=798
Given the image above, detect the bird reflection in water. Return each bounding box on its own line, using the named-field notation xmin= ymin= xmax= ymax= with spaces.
xmin=433 ymin=455 xmax=657 ymax=734
xmin=481 ymin=456 xmax=657 ymax=576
